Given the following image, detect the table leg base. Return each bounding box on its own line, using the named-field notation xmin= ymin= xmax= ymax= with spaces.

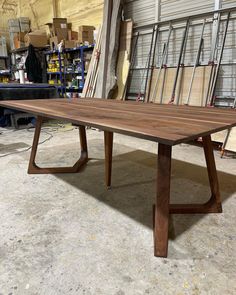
xmin=28 ymin=153 xmax=88 ymax=174
xmin=169 ymin=195 xmax=222 ymax=214
xmin=28 ymin=116 xmax=88 ymax=174
xmin=153 ymin=194 xmax=222 ymax=255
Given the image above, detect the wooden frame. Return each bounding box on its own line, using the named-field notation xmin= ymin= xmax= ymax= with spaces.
xmin=28 ymin=116 xmax=88 ymax=174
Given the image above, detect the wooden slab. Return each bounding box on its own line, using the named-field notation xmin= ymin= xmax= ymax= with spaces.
xmin=177 ymin=66 xmax=211 ymax=106
xmin=94 ymin=0 xmax=113 ymax=98
xmin=114 ymin=20 xmax=133 ymax=100
xmin=0 ymin=98 xmax=235 ymax=146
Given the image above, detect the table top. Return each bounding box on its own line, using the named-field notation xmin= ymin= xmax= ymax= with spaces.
xmin=0 ymin=98 xmax=235 ymax=145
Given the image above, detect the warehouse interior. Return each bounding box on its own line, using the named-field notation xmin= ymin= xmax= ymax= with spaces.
xmin=0 ymin=0 xmax=236 ymax=294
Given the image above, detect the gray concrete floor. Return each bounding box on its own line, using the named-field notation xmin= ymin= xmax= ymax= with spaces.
xmin=0 ymin=124 xmax=235 ymax=295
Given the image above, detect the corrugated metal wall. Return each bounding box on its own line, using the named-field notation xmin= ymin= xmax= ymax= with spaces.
xmin=124 ymin=0 xmax=236 ymax=105
xmin=160 ymin=0 xmax=213 ymax=20
xmin=124 ymin=0 xmax=155 ymax=96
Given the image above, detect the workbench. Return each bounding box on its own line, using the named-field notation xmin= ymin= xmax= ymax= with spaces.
xmin=0 ymin=98 xmax=235 ymax=258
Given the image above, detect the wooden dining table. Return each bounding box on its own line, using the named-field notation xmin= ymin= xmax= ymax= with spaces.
xmin=0 ymin=98 xmax=235 ymax=258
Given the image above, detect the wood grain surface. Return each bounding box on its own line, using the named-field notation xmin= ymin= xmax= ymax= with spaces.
xmin=0 ymin=98 xmax=235 ymax=146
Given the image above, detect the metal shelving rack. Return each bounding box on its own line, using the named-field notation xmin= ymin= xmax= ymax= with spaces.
xmin=44 ymin=45 xmax=94 ymax=96
xmin=0 ymin=56 xmax=11 ymax=82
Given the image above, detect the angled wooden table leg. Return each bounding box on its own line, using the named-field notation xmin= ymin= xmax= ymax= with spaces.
xmin=169 ymin=135 xmax=222 ymax=214
xmin=104 ymin=131 xmax=113 ymax=188
xmin=202 ymin=135 xmax=222 ymax=212
xmin=28 ymin=116 xmax=88 ymax=174
xmin=154 ymin=143 xmax=172 ymax=257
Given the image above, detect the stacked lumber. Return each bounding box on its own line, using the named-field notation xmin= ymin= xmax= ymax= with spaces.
xmin=81 ymin=26 xmax=102 ymax=98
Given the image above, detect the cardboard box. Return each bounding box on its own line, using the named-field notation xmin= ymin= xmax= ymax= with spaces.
xmin=53 ymin=18 xmax=67 ymax=30
xmin=56 ymin=28 xmax=68 ymax=41
xmin=8 ymin=19 xmax=19 ymax=27
xmin=20 ymin=23 xmax=30 ymax=32
xmin=45 ymin=23 xmax=54 ymax=37
xmin=13 ymin=32 xmax=26 ymax=49
xmin=46 ymin=18 xmax=68 ymax=38
xmin=64 ymin=40 xmax=77 ymax=49
xmin=24 ymin=31 xmax=48 ymax=47
xmin=19 ymin=17 xmax=30 ymax=32
xmin=78 ymin=25 xmax=95 ymax=31
xmin=0 ymin=37 xmax=7 ymax=57
xmin=78 ymin=31 xmax=94 ymax=44
xmin=50 ymin=36 xmax=59 ymax=50
xmin=78 ymin=25 xmax=94 ymax=44
xmin=68 ymin=30 xmax=78 ymax=41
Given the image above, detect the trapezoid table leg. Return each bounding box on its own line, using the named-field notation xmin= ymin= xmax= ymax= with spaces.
xmin=28 ymin=116 xmax=88 ymax=174
xmin=169 ymin=135 xmax=222 ymax=214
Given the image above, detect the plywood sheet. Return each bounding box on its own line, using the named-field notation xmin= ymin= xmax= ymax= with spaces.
xmin=225 ymin=127 xmax=236 ymax=153
xmin=211 ymin=130 xmax=228 ymax=143
xmin=211 ymin=127 xmax=236 ymax=153
xmin=148 ymin=65 xmax=212 ymax=106
xmin=177 ymin=66 xmax=212 ymax=106
xmin=148 ymin=67 xmax=181 ymax=104
xmin=147 ymin=68 xmax=163 ymax=104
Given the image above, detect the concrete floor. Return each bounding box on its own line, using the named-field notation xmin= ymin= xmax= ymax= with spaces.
xmin=0 ymin=124 xmax=235 ymax=295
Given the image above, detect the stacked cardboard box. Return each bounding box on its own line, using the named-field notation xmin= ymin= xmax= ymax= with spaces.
xmin=13 ymin=32 xmax=25 ymax=49
xmin=78 ymin=26 xmax=95 ymax=44
xmin=8 ymin=19 xmax=20 ymax=50
xmin=0 ymin=37 xmax=7 ymax=57
xmin=46 ymin=19 xmax=95 ymax=50
xmin=8 ymin=17 xmax=31 ymax=50
xmin=47 ymin=18 xmax=73 ymax=49
xmin=19 ymin=17 xmax=30 ymax=32
xmin=24 ymin=31 xmax=48 ymax=47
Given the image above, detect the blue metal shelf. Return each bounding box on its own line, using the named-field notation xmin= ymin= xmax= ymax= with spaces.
xmin=44 ymin=44 xmax=94 ymax=55
xmin=45 ymin=44 xmax=93 ymax=95
xmin=0 ymin=72 xmax=11 ymax=76
xmin=47 ymin=72 xmax=85 ymax=75
xmin=47 ymin=72 xmax=61 ymax=74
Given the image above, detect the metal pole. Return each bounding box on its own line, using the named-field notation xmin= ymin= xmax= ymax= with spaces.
xmin=143 ymin=26 xmax=156 ymax=102
xmin=204 ymin=13 xmax=222 ymax=106
xmin=185 ymin=19 xmax=206 ymax=105
xmin=146 ymin=25 xmax=159 ymax=102
xmin=122 ymin=32 xmax=140 ymax=100
xmin=169 ymin=19 xmax=190 ymax=104
xmin=151 ymin=23 xmax=172 ymax=103
xmin=176 ymin=21 xmax=190 ymax=105
xmin=220 ymin=128 xmax=231 ymax=158
xmin=209 ymin=12 xmax=230 ymax=106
